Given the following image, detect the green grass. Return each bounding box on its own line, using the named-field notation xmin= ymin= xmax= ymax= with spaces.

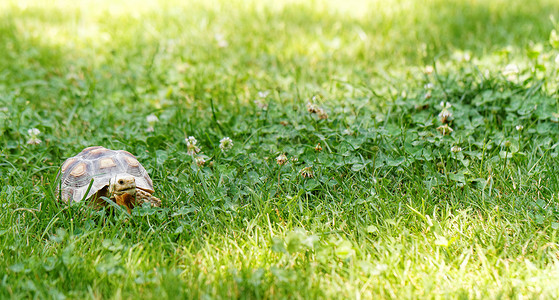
xmin=3 ymin=0 xmax=559 ymax=298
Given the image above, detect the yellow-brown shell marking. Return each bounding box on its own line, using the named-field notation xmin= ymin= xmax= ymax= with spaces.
xmin=61 ymin=157 xmax=76 ymax=172
xmin=69 ymin=163 xmax=86 ymax=177
xmin=99 ymin=157 xmax=116 ymax=169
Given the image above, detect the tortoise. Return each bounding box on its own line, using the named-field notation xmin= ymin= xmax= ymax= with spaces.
xmin=57 ymin=146 xmax=161 ymax=213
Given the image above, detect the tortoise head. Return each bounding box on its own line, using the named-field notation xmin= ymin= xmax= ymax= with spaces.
xmin=109 ymin=174 xmax=137 ymax=213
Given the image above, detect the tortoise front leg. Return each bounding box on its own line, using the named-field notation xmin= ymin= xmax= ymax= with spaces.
xmin=136 ymin=189 xmax=162 ymax=207
xmin=114 ymin=193 xmax=135 ymax=214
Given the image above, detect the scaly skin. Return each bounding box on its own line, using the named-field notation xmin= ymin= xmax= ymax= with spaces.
xmin=109 ymin=175 xmax=161 ymax=213
xmin=114 ymin=192 xmax=136 ymax=214
xmin=137 ymin=189 xmax=162 ymax=207
xmin=109 ymin=175 xmax=138 ymax=214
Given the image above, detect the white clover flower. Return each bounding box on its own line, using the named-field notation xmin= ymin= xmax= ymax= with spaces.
xmin=300 ymin=166 xmax=314 ymax=178
xmin=28 ymin=128 xmax=41 ymax=136
xmin=316 ymin=108 xmax=328 ymax=120
xmin=503 ymin=64 xmax=520 ymax=76
xmin=516 ymin=125 xmax=524 ymax=131
xmin=424 ymin=91 xmax=432 ymax=99
xmin=453 ymin=51 xmax=471 ymax=62
xmin=146 ymin=115 xmax=158 ymax=132
xmin=254 ymin=99 xmax=268 ymax=110
xmin=27 ymin=137 xmax=42 ymax=145
xmin=306 ymin=101 xmax=328 ymax=119
xmin=438 ymin=102 xmax=452 ymax=123
xmin=424 ymin=65 xmax=434 ymax=75
xmin=187 ymin=146 xmax=200 ymax=156
xmin=214 ymin=33 xmax=228 ymax=48
xmin=276 ymin=153 xmax=287 ymax=166
xmin=146 ymin=114 xmax=159 ymax=125
xmin=257 ymin=90 xmax=270 ymax=98
xmin=424 ymin=83 xmax=434 ymax=90
xmin=26 ymin=128 xmax=42 ymax=145
xmin=306 ymin=102 xmax=319 ymax=114
xmin=440 ymin=102 xmax=451 ymax=109
xmin=219 ymin=137 xmax=233 ymax=152
xmin=186 ymin=136 xmax=197 ymax=145
xmin=451 ymin=145 xmax=462 ymax=153
xmin=195 ymin=156 xmax=206 ymax=167
xmin=185 ymin=136 xmax=200 ymax=155
xmin=342 ymin=128 xmax=354 ymax=136
xmin=437 ymin=124 xmax=453 ymax=136
xmin=439 ymin=108 xmax=453 ymax=124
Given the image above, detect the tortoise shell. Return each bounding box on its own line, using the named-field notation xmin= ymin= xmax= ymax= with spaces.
xmin=58 ymin=146 xmax=154 ymax=203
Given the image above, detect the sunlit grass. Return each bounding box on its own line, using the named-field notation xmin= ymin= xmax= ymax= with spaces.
xmin=3 ymin=0 xmax=559 ymax=298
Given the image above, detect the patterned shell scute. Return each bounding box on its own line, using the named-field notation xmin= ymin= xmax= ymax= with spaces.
xmin=58 ymin=146 xmax=154 ymax=203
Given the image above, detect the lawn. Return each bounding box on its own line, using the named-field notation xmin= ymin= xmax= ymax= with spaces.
xmin=2 ymin=0 xmax=559 ymax=298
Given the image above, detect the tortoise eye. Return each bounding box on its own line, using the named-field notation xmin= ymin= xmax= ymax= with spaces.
xmin=118 ymin=179 xmax=124 ymax=185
